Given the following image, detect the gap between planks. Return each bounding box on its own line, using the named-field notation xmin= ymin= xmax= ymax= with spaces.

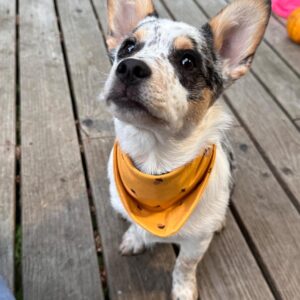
xmin=14 ymin=0 xmax=22 ymax=297
xmin=0 ymin=0 xmax=17 ymax=293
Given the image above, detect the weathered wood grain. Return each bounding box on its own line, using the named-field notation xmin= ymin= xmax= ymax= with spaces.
xmin=20 ymin=0 xmax=103 ymax=299
xmin=229 ymin=126 xmax=300 ymax=300
xmin=59 ymin=0 xmax=113 ymax=139
xmin=265 ymin=16 xmax=300 ymax=77
xmin=197 ymin=211 xmax=273 ymax=300
xmin=273 ymin=14 xmax=286 ymax=26
xmin=0 ymin=0 xmax=16 ymax=290
xmin=226 ymin=74 xmax=300 ymax=208
xmin=56 ymin=0 xmax=175 ymax=298
xmin=163 ymin=0 xmax=300 ymax=210
xmin=247 ymin=38 xmax=300 ymax=122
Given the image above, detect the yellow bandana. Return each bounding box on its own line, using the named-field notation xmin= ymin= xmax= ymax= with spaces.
xmin=113 ymin=142 xmax=216 ymax=237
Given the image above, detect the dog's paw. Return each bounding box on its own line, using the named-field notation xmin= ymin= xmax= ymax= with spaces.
xmin=171 ymin=282 xmax=198 ymax=300
xmin=119 ymin=228 xmax=146 ymax=256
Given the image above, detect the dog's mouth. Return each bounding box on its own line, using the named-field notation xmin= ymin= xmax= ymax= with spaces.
xmin=106 ymin=84 xmax=159 ymax=120
xmin=108 ymin=95 xmax=150 ymax=114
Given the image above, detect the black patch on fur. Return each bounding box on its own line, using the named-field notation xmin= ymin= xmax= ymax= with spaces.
xmin=169 ymin=48 xmax=208 ymax=100
xmin=117 ymin=37 xmax=145 ymax=60
xmin=200 ymin=23 xmax=223 ymax=98
xmin=147 ymin=10 xmax=159 ymax=18
xmin=201 ymin=23 xmax=217 ymax=63
xmin=109 ymin=49 xmax=116 ymax=63
xmin=240 ymin=53 xmax=254 ymax=66
xmin=168 ymin=28 xmax=223 ymax=101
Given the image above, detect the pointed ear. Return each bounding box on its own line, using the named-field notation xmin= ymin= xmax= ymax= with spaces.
xmin=208 ymin=0 xmax=271 ymax=81
xmin=106 ymin=0 xmax=156 ymax=51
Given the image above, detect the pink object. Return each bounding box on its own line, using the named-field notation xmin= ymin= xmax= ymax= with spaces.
xmin=272 ymin=0 xmax=300 ymax=18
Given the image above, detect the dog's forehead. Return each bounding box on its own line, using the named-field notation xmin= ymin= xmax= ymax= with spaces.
xmin=135 ymin=18 xmax=203 ymax=50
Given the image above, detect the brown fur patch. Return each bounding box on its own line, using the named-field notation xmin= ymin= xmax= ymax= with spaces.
xmin=173 ymin=36 xmax=194 ymax=50
xmin=134 ymin=29 xmax=147 ymax=42
xmin=185 ymin=89 xmax=214 ymax=124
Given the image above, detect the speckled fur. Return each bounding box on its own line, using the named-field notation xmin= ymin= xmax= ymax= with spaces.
xmin=102 ymin=0 xmax=271 ymax=299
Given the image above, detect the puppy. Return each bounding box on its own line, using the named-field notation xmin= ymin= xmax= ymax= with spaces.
xmin=102 ymin=0 xmax=271 ymax=299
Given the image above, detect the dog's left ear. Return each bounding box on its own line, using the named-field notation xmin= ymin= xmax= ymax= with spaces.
xmin=106 ymin=0 xmax=156 ymax=51
xmin=207 ymin=0 xmax=271 ymax=81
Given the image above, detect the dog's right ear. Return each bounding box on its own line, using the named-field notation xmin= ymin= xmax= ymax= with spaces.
xmin=207 ymin=0 xmax=271 ymax=82
xmin=106 ymin=0 xmax=156 ymax=51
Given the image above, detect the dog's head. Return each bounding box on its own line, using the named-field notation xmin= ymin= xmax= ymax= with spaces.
xmin=103 ymin=0 xmax=271 ymax=135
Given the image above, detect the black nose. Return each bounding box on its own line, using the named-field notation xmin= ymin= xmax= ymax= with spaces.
xmin=116 ymin=58 xmax=151 ymax=85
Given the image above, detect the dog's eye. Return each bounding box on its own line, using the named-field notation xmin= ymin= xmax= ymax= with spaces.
xmin=181 ymin=54 xmax=195 ymax=70
xmin=118 ymin=38 xmax=140 ymax=59
xmin=123 ymin=39 xmax=136 ymax=54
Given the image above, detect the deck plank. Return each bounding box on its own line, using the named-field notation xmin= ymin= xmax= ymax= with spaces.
xmin=265 ymin=16 xmax=300 ymax=77
xmin=55 ymin=0 xmax=175 ymax=298
xmin=20 ymin=0 xmax=103 ymax=299
xmin=197 ymin=211 xmax=273 ymax=300
xmin=229 ymin=126 xmax=300 ymax=300
xmin=163 ymin=0 xmax=300 ymax=211
xmin=0 ymin=0 xmax=16 ymax=290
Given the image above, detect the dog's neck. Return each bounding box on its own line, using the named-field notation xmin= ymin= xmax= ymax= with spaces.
xmin=114 ymin=104 xmax=231 ymax=175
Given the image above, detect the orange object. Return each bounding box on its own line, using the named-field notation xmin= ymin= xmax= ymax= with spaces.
xmin=287 ymin=8 xmax=300 ymax=44
xmin=113 ymin=142 xmax=216 ymax=237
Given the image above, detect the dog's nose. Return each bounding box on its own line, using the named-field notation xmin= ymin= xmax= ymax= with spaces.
xmin=116 ymin=59 xmax=151 ymax=85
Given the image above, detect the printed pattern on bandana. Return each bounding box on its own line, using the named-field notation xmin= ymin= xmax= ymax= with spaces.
xmin=113 ymin=142 xmax=217 ymax=237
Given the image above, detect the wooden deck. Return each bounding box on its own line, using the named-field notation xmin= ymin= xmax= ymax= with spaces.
xmin=0 ymin=0 xmax=299 ymax=299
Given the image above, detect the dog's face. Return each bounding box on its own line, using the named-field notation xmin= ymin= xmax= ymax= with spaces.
xmin=102 ymin=0 xmax=271 ymax=135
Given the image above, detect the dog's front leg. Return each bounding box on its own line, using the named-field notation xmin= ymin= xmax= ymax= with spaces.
xmin=119 ymin=224 xmax=150 ymax=256
xmin=172 ymin=235 xmax=213 ymax=300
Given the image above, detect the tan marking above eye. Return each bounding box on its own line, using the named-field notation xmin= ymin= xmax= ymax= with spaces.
xmin=173 ymin=36 xmax=194 ymax=50
xmin=134 ymin=29 xmax=147 ymax=42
